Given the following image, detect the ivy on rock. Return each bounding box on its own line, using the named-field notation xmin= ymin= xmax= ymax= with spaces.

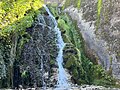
xmin=49 ymin=4 xmax=116 ymax=87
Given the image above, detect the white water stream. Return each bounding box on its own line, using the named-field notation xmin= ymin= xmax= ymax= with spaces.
xmin=43 ymin=5 xmax=69 ymax=89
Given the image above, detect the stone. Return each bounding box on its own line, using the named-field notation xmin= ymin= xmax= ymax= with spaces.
xmin=20 ymin=14 xmax=58 ymax=87
xmin=64 ymin=0 xmax=120 ymax=79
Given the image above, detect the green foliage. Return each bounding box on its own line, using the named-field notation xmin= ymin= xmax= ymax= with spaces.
xmin=49 ymin=5 xmax=116 ymax=87
xmin=62 ymin=0 xmax=81 ymax=9
xmin=21 ymin=70 xmax=27 ymax=78
xmin=93 ymin=65 xmax=115 ymax=87
xmin=77 ymin=0 xmax=81 ymax=9
xmin=0 ymin=2 xmax=117 ymax=88
xmin=0 ymin=0 xmax=43 ymax=36
xmin=96 ymin=0 xmax=102 ymax=30
xmin=50 ymin=59 xmax=55 ymax=65
xmin=65 ymin=54 xmax=77 ymax=68
xmin=0 ymin=0 xmax=44 ymax=88
xmin=56 ymin=12 xmax=86 ymax=84
xmin=58 ymin=14 xmax=82 ymax=50
xmin=62 ymin=0 xmax=71 ymax=10
xmin=81 ymin=54 xmax=95 ymax=84
xmin=48 ymin=5 xmax=59 ymax=17
xmin=58 ymin=18 xmax=70 ymax=30
xmin=0 ymin=36 xmax=12 ymax=88
xmin=97 ymin=0 xmax=102 ymax=17
xmin=80 ymin=54 xmax=115 ymax=86
xmin=0 ymin=50 xmax=6 ymax=78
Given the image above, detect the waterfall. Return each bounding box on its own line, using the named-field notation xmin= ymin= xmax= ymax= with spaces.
xmin=43 ymin=5 xmax=69 ymax=89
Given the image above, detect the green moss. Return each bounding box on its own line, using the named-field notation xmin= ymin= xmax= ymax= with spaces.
xmin=65 ymin=55 xmax=77 ymax=68
xmin=0 ymin=0 xmax=44 ymax=36
xmin=62 ymin=0 xmax=81 ymax=10
xmin=97 ymin=0 xmax=102 ymax=17
xmin=0 ymin=0 xmax=44 ymax=88
xmin=73 ymin=69 xmax=78 ymax=78
xmin=77 ymin=0 xmax=81 ymax=9
xmin=0 ymin=3 xmax=113 ymax=88
xmin=58 ymin=18 xmax=70 ymax=31
xmin=49 ymin=6 xmax=58 ymax=17
xmin=96 ymin=0 xmax=102 ymax=30
xmin=93 ymin=79 xmax=115 ymax=87
xmin=2 ymin=15 xmax=33 ymax=34
xmin=50 ymin=5 xmax=116 ymax=85
xmin=92 ymin=65 xmax=116 ymax=86
xmin=50 ymin=59 xmax=55 ymax=65
xmin=62 ymin=34 xmax=71 ymax=43
xmin=21 ymin=70 xmax=27 ymax=78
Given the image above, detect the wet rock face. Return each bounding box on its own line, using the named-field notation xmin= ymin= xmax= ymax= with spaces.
xmin=20 ymin=14 xmax=58 ymax=87
xmin=64 ymin=0 xmax=120 ymax=79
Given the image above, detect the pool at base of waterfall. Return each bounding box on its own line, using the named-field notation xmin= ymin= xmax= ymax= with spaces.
xmin=39 ymin=85 xmax=117 ymax=90
xmin=54 ymin=85 xmax=71 ymax=90
xmin=3 ymin=85 xmax=120 ymax=90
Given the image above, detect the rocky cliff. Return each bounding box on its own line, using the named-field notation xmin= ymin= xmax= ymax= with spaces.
xmin=63 ymin=0 xmax=120 ymax=79
xmin=45 ymin=0 xmax=120 ymax=80
xmin=0 ymin=0 xmax=120 ymax=89
xmin=19 ymin=14 xmax=58 ymax=87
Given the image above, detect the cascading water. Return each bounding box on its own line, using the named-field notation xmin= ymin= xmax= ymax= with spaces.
xmin=43 ymin=5 xmax=69 ymax=89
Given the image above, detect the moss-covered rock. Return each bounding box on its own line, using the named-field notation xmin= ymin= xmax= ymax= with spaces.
xmin=0 ymin=0 xmax=44 ymax=88
xmin=49 ymin=5 xmax=116 ymax=86
xmin=0 ymin=0 xmax=44 ymax=36
xmin=58 ymin=18 xmax=70 ymax=31
xmin=0 ymin=2 xmax=118 ymax=88
xmin=65 ymin=54 xmax=77 ymax=68
xmin=62 ymin=34 xmax=71 ymax=43
xmin=19 ymin=11 xmax=58 ymax=87
xmin=73 ymin=69 xmax=79 ymax=78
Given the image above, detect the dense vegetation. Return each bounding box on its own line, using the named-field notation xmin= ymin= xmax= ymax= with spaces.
xmin=62 ymin=0 xmax=103 ymax=30
xmin=0 ymin=0 xmax=44 ymax=36
xmin=0 ymin=0 xmax=119 ymax=89
xmin=62 ymin=0 xmax=81 ymax=9
xmin=0 ymin=0 xmax=43 ymax=88
xmin=48 ymin=5 xmax=116 ymax=87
